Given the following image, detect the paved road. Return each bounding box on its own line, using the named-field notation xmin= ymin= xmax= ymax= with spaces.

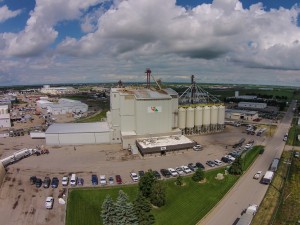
xmin=198 ymin=101 xmax=296 ymax=225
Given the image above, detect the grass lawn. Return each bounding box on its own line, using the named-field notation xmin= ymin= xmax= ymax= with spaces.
xmin=242 ymin=146 xmax=263 ymax=171
xmin=287 ymin=126 xmax=300 ymax=146
xmin=76 ymin=110 xmax=108 ymax=123
xmin=66 ymin=169 xmax=239 ymax=225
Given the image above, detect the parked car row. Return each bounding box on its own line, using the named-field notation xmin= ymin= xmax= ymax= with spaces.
xmin=30 ymin=176 xmax=59 ymax=188
xmin=91 ymin=174 xmax=123 ymax=185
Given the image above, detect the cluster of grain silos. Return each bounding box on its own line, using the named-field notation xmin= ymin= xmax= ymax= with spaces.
xmin=178 ymin=105 xmax=225 ymax=134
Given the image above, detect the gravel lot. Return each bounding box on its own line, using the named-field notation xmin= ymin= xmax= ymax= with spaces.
xmin=0 ymin=125 xmax=266 ymax=225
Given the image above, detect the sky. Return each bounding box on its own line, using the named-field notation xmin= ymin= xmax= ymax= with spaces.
xmin=0 ymin=0 xmax=300 ymax=87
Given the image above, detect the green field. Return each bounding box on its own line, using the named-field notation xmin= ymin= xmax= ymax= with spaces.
xmin=242 ymin=146 xmax=263 ymax=170
xmin=66 ymin=169 xmax=239 ymax=225
xmin=76 ymin=110 xmax=108 ymax=123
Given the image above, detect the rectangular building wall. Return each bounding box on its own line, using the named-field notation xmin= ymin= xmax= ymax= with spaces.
xmin=135 ymin=99 xmax=172 ymax=135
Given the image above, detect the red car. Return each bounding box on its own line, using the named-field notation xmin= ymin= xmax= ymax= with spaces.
xmin=115 ymin=175 xmax=122 ymax=184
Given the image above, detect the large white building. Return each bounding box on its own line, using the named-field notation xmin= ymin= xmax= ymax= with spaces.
xmin=108 ymin=88 xmax=181 ymax=150
xmin=0 ymin=105 xmax=11 ymax=128
xmin=40 ymin=85 xmax=76 ymax=95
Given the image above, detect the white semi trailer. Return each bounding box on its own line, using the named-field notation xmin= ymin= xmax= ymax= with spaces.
xmin=236 ymin=204 xmax=258 ymax=225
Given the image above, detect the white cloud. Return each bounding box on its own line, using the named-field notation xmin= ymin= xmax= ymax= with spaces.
xmin=0 ymin=5 xmax=21 ymax=23
xmin=1 ymin=0 xmax=300 ymax=86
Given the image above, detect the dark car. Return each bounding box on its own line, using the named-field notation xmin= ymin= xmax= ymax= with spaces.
xmin=188 ymin=163 xmax=197 ymax=171
xmin=153 ymin=170 xmax=161 ymax=179
xmin=206 ymin=160 xmax=216 ymax=167
xmin=115 ymin=175 xmax=122 ymax=184
xmin=91 ymin=174 xmax=98 ymax=185
xmin=43 ymin=177 xmax=51 ymax=188
xmin=138 ymin=170 xmax=145 ymax=177
xmin=35 ymin=178 xmax=42 ymax=188
xmin=30 ymin=176 xmax=37 ymax=185
xmin=77 ymin=178 xmax=84 ymax=186
xmin=51 ymin=177 xmax=59 ymax=188
xmin=221 ymin=157 xmax=230 ymax=163
xmin=160 ymin=169 xmax=171 ymax=178
xmin=195 ymin=162 xmax=205 ymax=170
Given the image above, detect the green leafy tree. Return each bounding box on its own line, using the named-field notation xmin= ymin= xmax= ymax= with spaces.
xmin=139 ymin=171 xmax=157 ymax=198
xmin=101 ymin=195 xmax=116 ymax=225
xmin=229 ymin=156 xmax=243 ymax=175
xmin=150 ymin=181 xmax=166 ymax=207
xmin=175 ymin=175 xmax=183 ymax=186
xmin=134 ymin=192 xmax=155 ymax=225
xmin=192 ymin=168 xmax=205 ymax=182
xmin=115 ymin=190 xmax=138 ymax=225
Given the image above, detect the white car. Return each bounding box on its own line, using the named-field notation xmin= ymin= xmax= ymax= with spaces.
xmin=181 ymin=165 xmax=192 ymax=173
xmin=193 ymin=144 xmax=203 ymax=151
xmin=62 ymin=176 xmax=69 ymax=186
xmin=100 ymin=175 xmax=107 ymax=185
xmin=130 ymin=172 xmax=139 ymax=182
xmin=245 ymin=143 xmax=252 ymax=149
xmin=45 ymin=197 xmax=54 ymax=209
xmin=168 ymin=168 xmax=178 ymax=177
xmin=214 ymin=159 xmax=223 ymax=166
xmin=175 ymin=167 xmax=184 ymax=175
xmin=253 ymin=171 xmax=262 ymax=179
xmin=224 ymin=155 xmax=235 ymax=162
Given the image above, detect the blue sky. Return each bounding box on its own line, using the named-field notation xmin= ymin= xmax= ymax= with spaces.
xmin=0 ymin=0 xmax=300 ymax=86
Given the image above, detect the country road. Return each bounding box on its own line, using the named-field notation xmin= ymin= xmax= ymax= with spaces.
xmin=198 ymin=100 xmax=296 ymax=225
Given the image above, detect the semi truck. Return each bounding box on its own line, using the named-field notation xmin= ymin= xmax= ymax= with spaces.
xmin=0 ymin=148 xmax=37 ymax=167
xmin=261 ymin=171 xmax=274 ymax=184
xmin=236 ymin=204 xmax=258 ymax=225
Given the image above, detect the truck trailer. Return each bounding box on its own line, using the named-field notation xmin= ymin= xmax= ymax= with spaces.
xmin=261 ymin=171 xmax=274 ymax=184
xmin=236 ymin=204 xmax=258 ymax=225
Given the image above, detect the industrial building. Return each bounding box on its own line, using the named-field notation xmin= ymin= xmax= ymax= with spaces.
xmin=45 ymin=70 xmax=225 ymax=155
xmin=225 ymin=109 xmax=258 ymax=121
xmin=36 ymin=98 xmax=88 ymax=114
xmin=45 ymin=122 xmax=110 ymax=145
xmin=40 ymin=85 xmax=76 ymax=95
xmin=238 ymin=102 xmax=267 ymax=109
xmin=0 ymin=105 xmax=11 ymax=128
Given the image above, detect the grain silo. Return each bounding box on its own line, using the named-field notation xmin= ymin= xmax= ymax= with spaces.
xmin=203 ymin=106 xmax=211 ymax=132
xmin=210 ymin=105 xmax=218 ymax=132
xmin=217 ymin=105 xmax=225 ymax=130
xmin=178 ymin=107 xmax=186 ymax=133
xmin=186 ymin=107 xmax=195 ymax=134
xmin=106 ymin=111 xmax=112 ymax=124
xmin=194 ymin=106 xmax=203 ymax=133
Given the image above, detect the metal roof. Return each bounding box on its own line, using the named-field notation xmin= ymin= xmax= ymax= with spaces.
xmin=46 ymin=122 xmax=110 ymax=134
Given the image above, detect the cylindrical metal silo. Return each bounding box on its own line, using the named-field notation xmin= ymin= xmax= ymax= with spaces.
xmin=194 ymin=106 xmax=203 ymax=127
xmin=186 ymin=107 xmax=195 ymax=129
xmin=178 ymin=108 xmax=186 ymax=130
xmin=210 ymin=105 xmax=218 ymax=125
xmin=203 ymin=106 xmax=211 ymax=126
xmin=218 ymin=105 xmax=225 ymax=129
xmin=203 ymin=106 xmax=211 ymax=132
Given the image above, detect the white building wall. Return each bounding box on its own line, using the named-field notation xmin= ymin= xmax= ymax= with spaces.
xmin=135 ymin=99 xmax=172 ymax=135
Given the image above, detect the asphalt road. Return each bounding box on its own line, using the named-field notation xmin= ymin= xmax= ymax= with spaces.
xmin=198 ymin=101 xmax=296 ymax=225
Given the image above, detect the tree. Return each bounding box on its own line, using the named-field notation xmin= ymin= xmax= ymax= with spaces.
xmin=134 ymin=192 xmax=155 ymax=225
xmin=139 ymin=171 xmax=157 ymax=198
xmin=192 ymin=168 xmax=205 ymax=182
xmin=101 ymin=195 xmax=116 ymax=225
xmin=150 ymin=181 xmax=166 ymax=207
xmin=115 ymin=190 xmax=138 ymax=225
xmin=228 ymin=156 xmax=243 ymax=175
xmin=175 ymin=175 xmax=183 ymax=186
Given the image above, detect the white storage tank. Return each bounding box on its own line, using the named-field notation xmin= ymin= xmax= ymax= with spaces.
xmin=194 ymin=106 xmax=203 ymax=127
xmin=210 ymin=105 xmax=218 ymax=125
xmin=186 ymin=107 xmax=195 ymax=129
xmin=178 ymin=108 xmax=186 ymax=129
xmin=218 ymin=105 xmax=225 ymax=125
xmin=203 ymin=106 xmax=211 ymax=126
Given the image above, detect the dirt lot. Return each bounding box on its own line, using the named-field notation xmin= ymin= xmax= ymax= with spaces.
xmin=0 ymin=125 xmax=266 ymax=225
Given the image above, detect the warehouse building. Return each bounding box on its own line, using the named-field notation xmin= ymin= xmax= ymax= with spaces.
xmin=225 ymin=109 xmax=258 ymax=121
xmin=40 ymin=85 xmax=76 ymax=95
xmin=238 ymin=102 xmax=267 ymax=109
xmin=45 ymin=122 xmax=110 ymax=145
xmin=0 ymin=105 xmax=11 ymax=128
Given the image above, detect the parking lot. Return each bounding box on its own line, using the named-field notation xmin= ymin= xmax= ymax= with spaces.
xmin=0 ymin=125 xmax=267 ymax=225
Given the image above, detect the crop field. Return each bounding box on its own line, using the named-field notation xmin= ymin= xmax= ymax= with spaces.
xmin=66 ymin=169 xmax=239 ymax=225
